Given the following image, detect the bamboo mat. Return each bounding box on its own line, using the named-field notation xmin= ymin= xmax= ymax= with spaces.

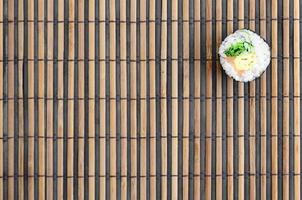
xmin=0 ymin=0 xmax=301 ymax=199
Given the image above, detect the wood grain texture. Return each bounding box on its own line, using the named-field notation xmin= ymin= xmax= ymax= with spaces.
xmin=0 ymin=0 xmax=300 ymax=199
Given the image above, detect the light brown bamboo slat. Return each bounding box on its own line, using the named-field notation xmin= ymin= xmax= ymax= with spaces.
xmin=99 ymin=0 xmax=106 ymax=199
xmin=7 ymin=0 xmax=14 ymax=199
xmin=182 ymin=0 xmax=190 ymax=198
xmin=120 ymin=0 xmax=127 ymax=199
xmin=46 ymin=0 xmax=54 ymax=198
xmin=194 ymin=0 xmax=200 ymax=199
xmin=38 ymin=0 xmax=45 ymax=199
xmin=57 ymin=2 xmax=65 ymax=198
xmin=149 ymin=0 xmax=156 ymax=199
xmin=18 ymin=1 xmax=24 ymax=198
xmin=205 ymin=0 xmax=212 ymax=199
xmin=260 ymin=0 xmax=267 ymax=199
xmin=109 ymin=0 xmax=116 ymax=199
xmin=77 ymin=0 xmax=85 ymax=199
xmin=171 ymin=0 xmax=178 ymax=199
xmin=161 ymin=0 xmax=168 ymax=199
xmin=226 ymin=1 xmax=234 ymax=199
xmin=216 ymin=0 xmax=222 ymax=198
xmin=28 ymin=0 xmax=35 ymax=198
xmin=249 ymin=1 xmax=256 ymax=199
xmin=67 ymin=1 xmax=75 ymax=199
xmin=130 ymin=0 xmax=137 ymax=198
xmin=140 ymin=0 xmax=147 ymax=198
xmin=271 ymin=0 xmax=278 ymax=198
xmin=88 ymin=0 xmax=96 ymax=198
xmin=237 ymin=0 xmax=245 ymax=199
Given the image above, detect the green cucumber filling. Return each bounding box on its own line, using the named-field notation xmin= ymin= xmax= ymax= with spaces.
xmin=224 ymin=41 xmax=254 ymax=57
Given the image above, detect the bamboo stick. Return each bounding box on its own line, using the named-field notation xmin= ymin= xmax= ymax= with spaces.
xmin=18 ymin=1 xmax=24 ymax=198
xmin=226 ymin=0 xmax=234 ymax=199
xmin=149 ymin=0 xmax=156 ymax=199
xmin=99 ymin=0 xmax=106 ymax=199
xmin=66 ymin=1 xmax=75 ymax=199
xmin=140 ymin=0 xmax=147 ymax=198
xmin=271 ymin=0 xmax=278 ymax=198
xmin=227 ymin=1 xmax=234 ymax=199
xmin=293 ymin=0 xmax=300 ymax=199
xmin=130 ymin=0 xmax=137 ymax=198
xmin=182 ymin=0 xmax=189 ymax=198
xmin=194 ymin=0 xmax=200 ymax=198
xmin=37 ymin=0 xmax=45 ymax=198
xmin=8 ymin=0 xmax=14 ymax=199
xmin=28 ymin=0 xmax=35 ymax=198
xmin=18 ymin=2 xmax=24 ymax=199
xmin=88 ymin=0 xmax=96 ymax=198
xmin=237 ymin=0 xmax=244 ymax=199
xmin=77 ymin=0 xmax=85 ymax=198
xmin=161 ymin=0 xmax=168 ymax=198
xmin=249 ymin=0 xmax=256 ymax=199
xmin=171 ymin=0 xmax=178 ymax=199
xmin=57 ymin=1 xmax=65 ymax=198
xmin=120 ymin=0 xmax=127 ymax=198
xmin=205 ymin=0 xmax=212 ymax=199
xmin=109 ymin=0 xmax=116 ymax=199
xmin=216 ymin=0 xmax=222 ymax=198
xmin=46 ymin=0 xmax=54 ymax=198
xmin=260 ymin=0 xmax=267 ymax=199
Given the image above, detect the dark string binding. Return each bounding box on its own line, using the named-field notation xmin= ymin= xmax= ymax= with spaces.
xmin=0 ymin=55 xmax=301 ymax=63
xmin=1 ymin=17 xmax=302 ymax=24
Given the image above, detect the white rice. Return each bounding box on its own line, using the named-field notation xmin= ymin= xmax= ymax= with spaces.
xmin=218 ymin=29 xmax=270 ymax=82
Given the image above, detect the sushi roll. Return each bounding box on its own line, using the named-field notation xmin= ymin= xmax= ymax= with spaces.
xmin=218 ymin=29 xmax=270 ymax=82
